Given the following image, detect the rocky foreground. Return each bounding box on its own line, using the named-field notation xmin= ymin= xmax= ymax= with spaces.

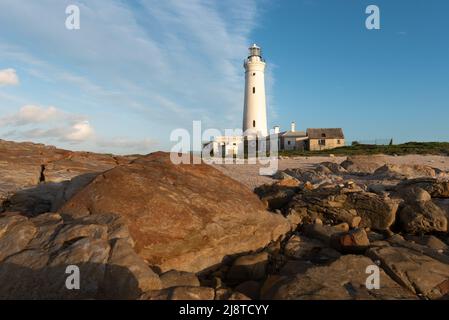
xmin=1 ymin=140 xmax=449 ymax=300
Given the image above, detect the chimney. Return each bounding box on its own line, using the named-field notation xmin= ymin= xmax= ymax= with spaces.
xmin=291 ymin=121 xmax=296 ymax=132
xmin=274 ymin=125 xmax=280 ymax=134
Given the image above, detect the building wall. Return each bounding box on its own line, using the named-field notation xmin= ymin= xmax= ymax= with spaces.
xmin=308 ymin=138 xmax=345 ymax=151
xmin=281 ymin=137 xmax=307 ymax=151
xmin=242 ymin=55 xmax=267 ymax=136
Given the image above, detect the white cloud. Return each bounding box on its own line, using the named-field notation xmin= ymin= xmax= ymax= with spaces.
xmin=0 ymin=105 xmax=155 ymax=152
xmin=0 ymin=105 xmax=63 ymax=126
xmin=65 ymin=121 xmax=95 ymax=142
xmin=0 ymin=105 xmax=91 ymax=143
xmin=0 ymin=0 xmax=266 ymax=151
xmin=0 ymin=68 xmax=19 ymax=86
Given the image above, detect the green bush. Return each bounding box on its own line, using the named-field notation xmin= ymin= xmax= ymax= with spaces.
xmin=278 ymin=142 xmax=449 ymax=157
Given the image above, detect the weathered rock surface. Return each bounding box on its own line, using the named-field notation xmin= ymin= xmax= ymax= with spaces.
xmin=234 ymin=280 xmax=261 ymax=300
xmin=398 ymin=200 xmax=448 ymax=234
xmin=397 ymin=178 xmax=449 ymax=198
xmin=0 ymin=211 xmax=161 ymax=299
xmin=288 ymin=186 xmax=398 ymax=231
xmin=340 ymin=155 xmax=386 ymax=175
xmin=367 ymin=244 xmax=449 ymax=299
xmin=373 ymin=164 xmax=436 ymax=180
xmin=142 ymin=286 xmax=215 ymax=300
xmin=330 ymin=228 xmax=370 ymax=253
xmin=262 ymin=255 xmax=416 ymax=300
xmin=0 ymin=139 xmax=133 ymax=215
xmin=227 ymin=252 xmax=269 ymax=283
xmin=284 ymin=233 xmax=340 ymax=263
xmin=160 ymin=270 xmax=200 ymax=289
xmin=255 ymin=184 xmax=297 ymax=211
xmin=61 ymin=152 xmax=291 ymax=273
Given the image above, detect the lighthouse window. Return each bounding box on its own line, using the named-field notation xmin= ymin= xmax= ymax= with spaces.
xmin=252 ymin=73 xmax=256 ymax=76
xmin=252 ymin=87 xmax=255 ymax=94
xmin=253 ymin=120 xmax=256 ymax=127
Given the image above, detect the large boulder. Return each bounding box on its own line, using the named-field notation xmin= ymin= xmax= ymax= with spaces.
xmin=60 ymin=152 xmax=291 ymax=273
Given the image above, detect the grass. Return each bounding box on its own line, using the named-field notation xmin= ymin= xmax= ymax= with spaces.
xmin=279 ymin=142 xmax=449 ymax=157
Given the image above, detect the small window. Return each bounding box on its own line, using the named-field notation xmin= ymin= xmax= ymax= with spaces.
xmin=252 ymin=72 xmax=256 ymax=76
xmin=321 ymin=133 xmax=326 ymax=138
xmin=319 ymin=139 xmax=326 ymax=146
xmin=252 ymin=87 xmax=255 ymax=94
xmin=287 ymin=141 xmax=291 ymax=145
xmin=337 ymin=139 xmax=341 ymax=144
xmin=253 ymin=120 xmax=256 ymax=127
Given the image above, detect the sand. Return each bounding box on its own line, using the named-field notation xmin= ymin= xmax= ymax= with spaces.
xmin=213 ymin=154 xmax=449 ymax=190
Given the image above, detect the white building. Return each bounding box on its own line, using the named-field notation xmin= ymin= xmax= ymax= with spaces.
xmin=278 ymin=122 xmax=308 ymax=151
xmin=205 ymin=44 xmax=268 ymax=156
xmin=242 ymin=44 xmax=268 ymax=137
xmin=204 ymin=44 xmax=344 ymax=156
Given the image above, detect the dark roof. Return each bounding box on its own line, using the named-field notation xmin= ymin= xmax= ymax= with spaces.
xmin=280 ymin=130 xmax=306 ymax=137
xmin=306 ymin=128 xmax=344 ymax=139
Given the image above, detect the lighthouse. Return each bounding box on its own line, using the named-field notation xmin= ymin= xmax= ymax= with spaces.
xmin=242 ymin=44 xmax=268 ymax=137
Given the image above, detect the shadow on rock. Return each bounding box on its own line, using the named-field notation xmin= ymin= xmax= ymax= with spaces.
xmin=1 ymin=173 xmax=99 ymax=217
xmin=0 ymin=262 xmax=143 ymax=300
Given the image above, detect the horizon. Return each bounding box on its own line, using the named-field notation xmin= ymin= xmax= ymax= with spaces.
xmin=1 ymin=0 xmax=449 ymax=155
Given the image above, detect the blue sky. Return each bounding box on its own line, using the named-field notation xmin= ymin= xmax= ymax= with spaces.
xmin=0 ymin=0 xmax=448 ymax=154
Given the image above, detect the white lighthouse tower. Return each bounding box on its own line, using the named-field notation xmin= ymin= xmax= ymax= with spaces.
xmin=242 ymin=44 xmax=268 ymax=137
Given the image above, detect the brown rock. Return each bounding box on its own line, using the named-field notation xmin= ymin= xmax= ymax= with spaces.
xmin=0 ymin=139 xmax=132 ymax=215
xmin=61 ymin=152 xmax=291 ymax=273
xmin=319 ymin=162 xmax=347 ymax=174
xmin=264 ymin=255 xmax=416 ymax=300
xmin=404 ymin=235 xmax=448 ymax=253
xmin=227 ymin=252 xmax=269 ymax=283
xmin=333 ymin=222 xmax=350 ymax=232
xmin=397 ymin=178 xmax=449 ymax=198
xmin=367 ymin=245 xmax=449 ymax=299
xmin=228 ymin=292 xmax=252 ymax=300
xmin=0 ymin=217 xmax=36 ymax=262
xmin=234 ymin=280 xmax=261 ymax=300
xmin=350 ymin=216 xmax=362 ymax=228
xmin=340 ymin=155 xmax=386 ymax=175
xmin=398 ymin=200 xmax=448 ymax=234
xmin=288 ymin=187 xmax=398 ymax=231
xmin=214 ymin=288 xmax=232 ymax=300
xmin=255 ymin=184 xmax=297 ymax=211
xmin=276 ymin=178 xmax=300 ymax=187
xmin=284 ymin=234 xmax=340 ymax=263
xmin=374 ymin=164 xmax=436 ymax=179
xmin=160 ymin=270 xmax=200 ymax=289
xmin=330 ymin=228 xmax=370 ymax=253
xmin=101 ymin=238 xmax=161 ymax=299
xmin=279 ymin=260 xmax=314 ymax=276
xmin=142 ymin=286 xmax=215 ymax=300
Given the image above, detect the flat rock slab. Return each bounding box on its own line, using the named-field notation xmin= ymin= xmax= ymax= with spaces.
xmin=367 ymin=245 xmax=449 ymax=299
xmin=61 ymin=152 xmax=291 ymax=273
xmin=263 ymin=255 xmax=417 ymax=300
